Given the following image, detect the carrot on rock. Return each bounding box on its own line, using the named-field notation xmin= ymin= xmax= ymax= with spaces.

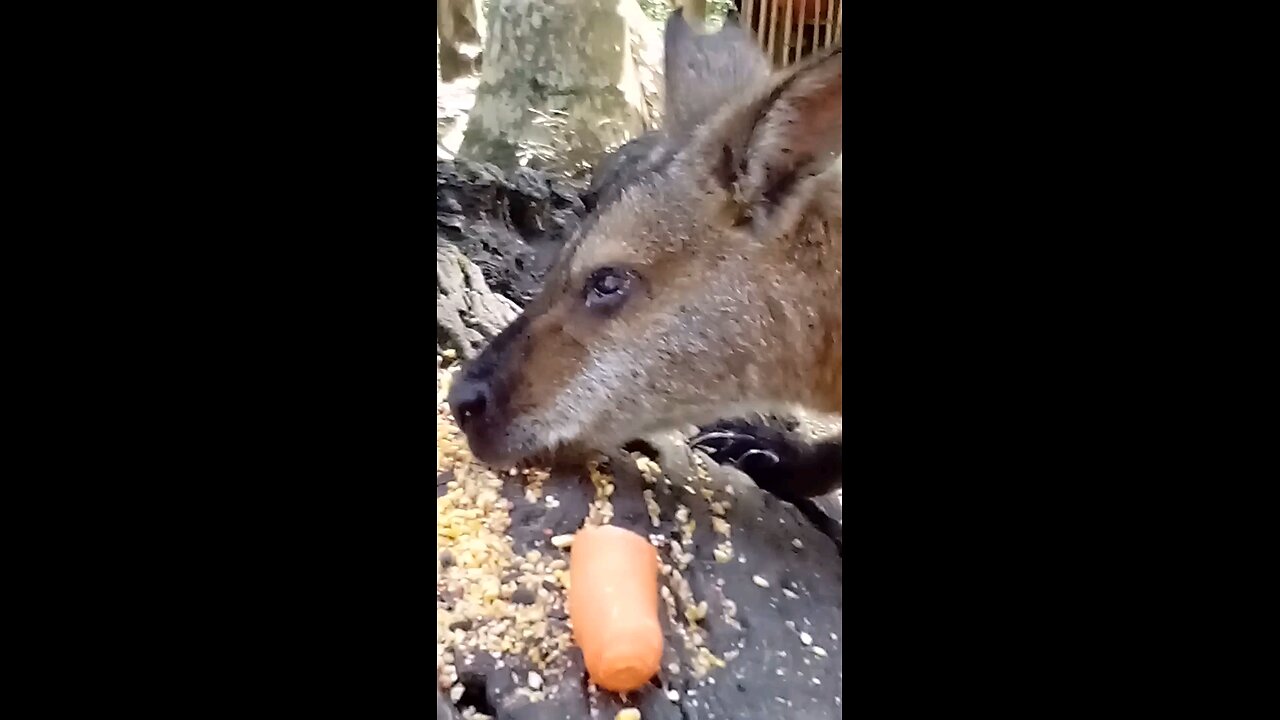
xmin=567 ymin=524 xmax=664 ymax=693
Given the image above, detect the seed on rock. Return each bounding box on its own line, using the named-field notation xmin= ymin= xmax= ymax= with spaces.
xmin=528 ymin=670 xmax=543 ymax=689
xmin=800 ymin=631 xmax=813 ymax=645
xmin=616 ymin=709 xmax=641 ymax=720
xmin=512 ymin=587 xmax=537 ymax=605
xmin=551 ymin=534 xmax=574 ymax=548
xmin=685 ymin=600 xmax=708 ymax=623
xmin=792 ymin=538 xmax=803 ymax=549
xmin=812 ymin=646 xmax=828 ymax=657
xmin=666 ymin=688 xmax=679 ymax=701
xmin=752 ymin=575 xmax=770 ymax=588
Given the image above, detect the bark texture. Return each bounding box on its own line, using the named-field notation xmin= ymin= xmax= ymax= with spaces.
xmin=460 ymin=0 xmax=660 ymax=173
xmin=438 ymin=0 xmax=486 ymax=82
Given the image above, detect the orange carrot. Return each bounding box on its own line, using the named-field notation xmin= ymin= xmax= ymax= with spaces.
xmin=568 ymin=524 xmax=663 ymax=693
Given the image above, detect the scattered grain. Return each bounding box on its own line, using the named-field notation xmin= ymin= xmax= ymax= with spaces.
xmin=711 ymin=517 xmax=731 ymax=536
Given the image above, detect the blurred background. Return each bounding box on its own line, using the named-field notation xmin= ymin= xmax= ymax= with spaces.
xmin=437 ymin=0 xmax=840 ymax=178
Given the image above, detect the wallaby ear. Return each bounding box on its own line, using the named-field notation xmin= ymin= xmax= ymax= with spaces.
xmin=698 ymin=45 xmax=843 ymax=222
xmin=663 ymin=8 xmax=772 ymax=138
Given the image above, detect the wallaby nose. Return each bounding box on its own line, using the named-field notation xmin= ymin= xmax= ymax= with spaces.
xmin=449 ymin=376 xmax=490 ymax=430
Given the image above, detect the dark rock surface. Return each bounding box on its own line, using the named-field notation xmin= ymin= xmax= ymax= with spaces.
xmin=436 ymin=160 xmax=587 ymax=307
xmin=437 ymin=686 xmax=463 ymax=719
xmin=436 ymin=159 xmax=591 ymax=359
xmin=437 ymin=158 xmax=842 ymax=719
xmin=479 ymin=440 xmax=842 ymax=720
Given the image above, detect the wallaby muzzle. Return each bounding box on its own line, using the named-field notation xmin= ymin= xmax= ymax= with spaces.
xmin=447 ymin=314 xmax=529 ymax=464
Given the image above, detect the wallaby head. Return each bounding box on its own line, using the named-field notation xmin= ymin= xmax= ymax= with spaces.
xmin=450 ymin=10 xmax=842 ymax=465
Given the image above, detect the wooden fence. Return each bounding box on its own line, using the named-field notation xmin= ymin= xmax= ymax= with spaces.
xmin=737 ymin=0 xmax=842 ymax=68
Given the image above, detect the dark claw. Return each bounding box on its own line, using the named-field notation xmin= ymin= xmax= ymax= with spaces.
xmin=690 ymin=419 xmax=802 ymax=494
xmin=690 ymin=430 xmax=755 ymax=455
xmin=735 ymin=447 xmax=780 ymax=465
xmin=690 ymin=419 xmax=842 ymax=553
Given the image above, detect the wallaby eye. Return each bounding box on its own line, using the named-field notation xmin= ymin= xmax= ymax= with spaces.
xmin=584 ymin=267 xmax=637 ymax=310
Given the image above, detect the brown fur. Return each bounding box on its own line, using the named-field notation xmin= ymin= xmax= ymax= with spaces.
xmin=450 ymin=13 xmax=841 ymax=466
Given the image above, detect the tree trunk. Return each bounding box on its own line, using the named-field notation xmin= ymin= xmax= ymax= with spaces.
xmin=460 ymin=0 xmax=658 ymax=174
xmin=437 ymin=0 xmax=485 ymax=82
xmin=683 ymin=0 xmax=707 ymax=24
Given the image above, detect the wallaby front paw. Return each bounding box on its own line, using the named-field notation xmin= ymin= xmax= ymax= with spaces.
xmin=690 ymin=420 xmax=804 ymax=494
xmin=692 ymin=419 xmax=843 ymax=554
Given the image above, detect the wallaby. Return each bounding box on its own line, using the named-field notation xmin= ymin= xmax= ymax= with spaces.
xmin=449 ymin=9 xmax=842 ymax=512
